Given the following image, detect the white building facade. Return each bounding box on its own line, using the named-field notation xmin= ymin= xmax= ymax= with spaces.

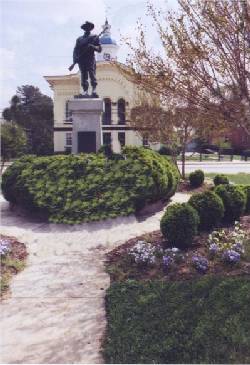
xmin=44 ymin=20 xmax=160 ymax=153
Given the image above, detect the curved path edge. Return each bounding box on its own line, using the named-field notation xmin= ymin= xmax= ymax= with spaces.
xmin=0 ymin=192 xmax=189 ymax=364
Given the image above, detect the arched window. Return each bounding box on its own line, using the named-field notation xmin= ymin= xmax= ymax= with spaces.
xmin=118 ymin=98 xmax=126 ymax=125
xmin=65 ymin=100 xmax=72 ymax=123
xmin=102 ymin=98 xmax=111 ymax=125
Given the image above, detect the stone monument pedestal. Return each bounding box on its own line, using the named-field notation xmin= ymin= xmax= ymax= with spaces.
xmin=68 ymin=98 xmax=104 ymax=154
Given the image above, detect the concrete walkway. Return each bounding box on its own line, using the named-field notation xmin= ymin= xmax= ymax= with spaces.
xmin=0 ymin=192 xmax=189 ymax=364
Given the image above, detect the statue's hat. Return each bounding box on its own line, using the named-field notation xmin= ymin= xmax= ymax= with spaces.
xmin=81 ymin=21 xmax=94 ymax=31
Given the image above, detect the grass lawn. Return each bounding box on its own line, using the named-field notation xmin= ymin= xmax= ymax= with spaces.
xmin=205 ymin=173 xmax=250 ymax=185
xmin=103 ymin=276 xmax=250 ymax=364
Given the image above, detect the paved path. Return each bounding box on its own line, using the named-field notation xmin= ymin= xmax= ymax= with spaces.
xmin=0 ymin=193 xmax=189 ymax=364
xmin=180 ymin=161 xmax=250 ymax=174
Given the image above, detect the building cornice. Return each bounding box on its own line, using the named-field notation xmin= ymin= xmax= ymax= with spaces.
xmin=44 ymin=61 xmax=125 ymax=88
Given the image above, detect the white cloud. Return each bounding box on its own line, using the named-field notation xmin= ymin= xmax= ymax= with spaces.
xmin=4 ymin=25 xmax=33 ymax=43
xmin=32 ymin=0 xmax=106 ymax=27
xmin=0 ymin=48 xmax=16 ymax=80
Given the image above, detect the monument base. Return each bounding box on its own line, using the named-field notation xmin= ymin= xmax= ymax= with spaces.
xmin=68 ymin=98 xmax=104 ymax=154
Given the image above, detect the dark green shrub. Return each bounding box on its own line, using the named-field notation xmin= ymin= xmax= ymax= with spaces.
xmin=243 ymin=185 xmax=250 ymax=213
xmin=109 ymin=153 xmax=124 ymax=161
xmin=189 ymin=191 xmax=224 ymax=230
xmin=158 ymin=145 xmax=180 ymax=156
xmin=214 ymin=184 xmax=246 ymax=222
xmin=189 ymin=169 xmax=204 ymax=188
xmin=213 ymin=174 xmax=229 ymax=186
xmin=1 ymin=155 xmax=36 ymax=205
xmin=123 ymin=146 xmax=180 ymax=200
xmin=98 ymin=144 xmax=114 ymax=159
xmin=160 ymin=203 xmax=199 ymax=248
xmin=1 ymin=147 xmax=179 ymax=224
xmin=238 ymin=185 xmax=250 ymax=213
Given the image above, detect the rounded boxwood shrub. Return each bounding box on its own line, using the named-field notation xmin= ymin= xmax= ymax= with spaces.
xmin=189 ymin=169 xmax=204 ymax=188
xmin=213 ymin=174 xmax=229 ymax=186
xmin=1 ymin=147 xmax=180 ymax=224
xmin=189 ymin=191 xmax=224 ymax=231
xmin=238 ymin=185 xmax=250 ymax=214
xmin=214 ymin=184 xmax=246 ymax=223
xmin=160 ymin=203 xmax=200 ymax=249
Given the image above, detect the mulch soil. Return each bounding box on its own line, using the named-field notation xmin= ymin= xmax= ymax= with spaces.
xmin=177 ymin=180 xmax=213 ymax=193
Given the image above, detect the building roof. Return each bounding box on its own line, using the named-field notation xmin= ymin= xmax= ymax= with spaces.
xmin=100 ymin=19 xmax=117 ymax=46
xmin=100 ymin=36 xmax=117 ymax=45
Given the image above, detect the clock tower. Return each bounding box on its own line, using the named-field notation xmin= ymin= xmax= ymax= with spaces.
xmin=96 ymin=19 xmax=119 ymax=62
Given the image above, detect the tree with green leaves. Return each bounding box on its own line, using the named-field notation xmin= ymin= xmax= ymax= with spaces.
xmin=2 ymin=85 xmax=54 ymax=155
xmin=1 ymin=123 xmax=27 ymax=172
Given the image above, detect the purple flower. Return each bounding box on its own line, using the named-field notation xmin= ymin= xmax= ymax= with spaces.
xmin=232 ymin=242 xmax=245 ymax=254
xmin=163 ymin=255 xmax=173 ymax=268
xmin=209 ymin=243 xmax=219 ymax=255
xmin=192 ymin=255 xmax=209 ymax=273
xmin=0 ymin=238 xmax=11 ymax=256
xmin=222 ymin=249 xmax=241 ymax=264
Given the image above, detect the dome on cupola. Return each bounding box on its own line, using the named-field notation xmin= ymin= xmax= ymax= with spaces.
xmin=100 ymin=19 xmax=117 ymax=45
xmin=96 ymin=19 xmax=119 ymax=62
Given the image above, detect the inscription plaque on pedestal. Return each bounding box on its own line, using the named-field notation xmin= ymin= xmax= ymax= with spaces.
xmin=68 ymin=98 xmax=104 ymax=154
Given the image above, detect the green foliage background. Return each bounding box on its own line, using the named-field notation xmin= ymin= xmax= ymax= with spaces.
xmin=1 ymin=123 xmax=27 ymax=167
xmin=2 ymin=85 xmax=53 ymax=156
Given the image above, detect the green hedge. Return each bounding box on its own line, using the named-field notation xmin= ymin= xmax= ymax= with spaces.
xmin=104 ymin=277 xmax=250 ymax=364
xmin=238 ymin=185 xmax=250 ymax=214
xmin=214 ymin=184 xmax=246 ymax=223
xmin=1 ymin=147 xmax=180 ymax=224
xmin=213 ymin=174 xmax=229 ymax=186
xmin=189 ymin=169 xmax=204 ymax=188
xmin=189 ymin=191 xmax=224 ymax=231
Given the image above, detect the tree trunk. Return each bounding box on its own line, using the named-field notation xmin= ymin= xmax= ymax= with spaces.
xmin=0 ymin=159 xmax=6 ymax=174
xmin=170 ymin=149 xmax=181 ymax=177
xmin=181 ymin=126 xmax=188 ymax=179
xmin=181 ymin=146 xmax=186 ymax=179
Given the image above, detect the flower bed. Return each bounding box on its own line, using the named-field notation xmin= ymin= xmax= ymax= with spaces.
xmin=0 ymin=235 xmax=27 ymax=298
xmin=106 ymin=217 xmax=250 ymax=282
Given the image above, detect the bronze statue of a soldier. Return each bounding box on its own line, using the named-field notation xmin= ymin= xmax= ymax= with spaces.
xmin=69 ymin=21 xmax=102 ymax=98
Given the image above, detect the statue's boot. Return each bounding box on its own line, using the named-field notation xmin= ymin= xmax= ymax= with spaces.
xmin=82 ymin=91 xmax=89 ymax=98
xmin=91 ymin=87 xmax=99 ymax=98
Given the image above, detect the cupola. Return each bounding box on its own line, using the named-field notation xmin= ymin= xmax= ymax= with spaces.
xmin=96 ymin=19 xmax=119 ymax=62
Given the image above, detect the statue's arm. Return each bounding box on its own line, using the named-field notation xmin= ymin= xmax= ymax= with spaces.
xmin=69 ymin=39 xmax=80 ymax=71
xmin=73 ymin=38 xmax=80 ymax=63
xmin=95 ymin=36 xmax=102 ymax=53
xmin=88 ymin=36 xmax=102 ymax=53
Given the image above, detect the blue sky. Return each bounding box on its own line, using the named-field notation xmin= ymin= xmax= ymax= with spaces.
xmin=1 ymin=0 xmax=177 ymax=110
